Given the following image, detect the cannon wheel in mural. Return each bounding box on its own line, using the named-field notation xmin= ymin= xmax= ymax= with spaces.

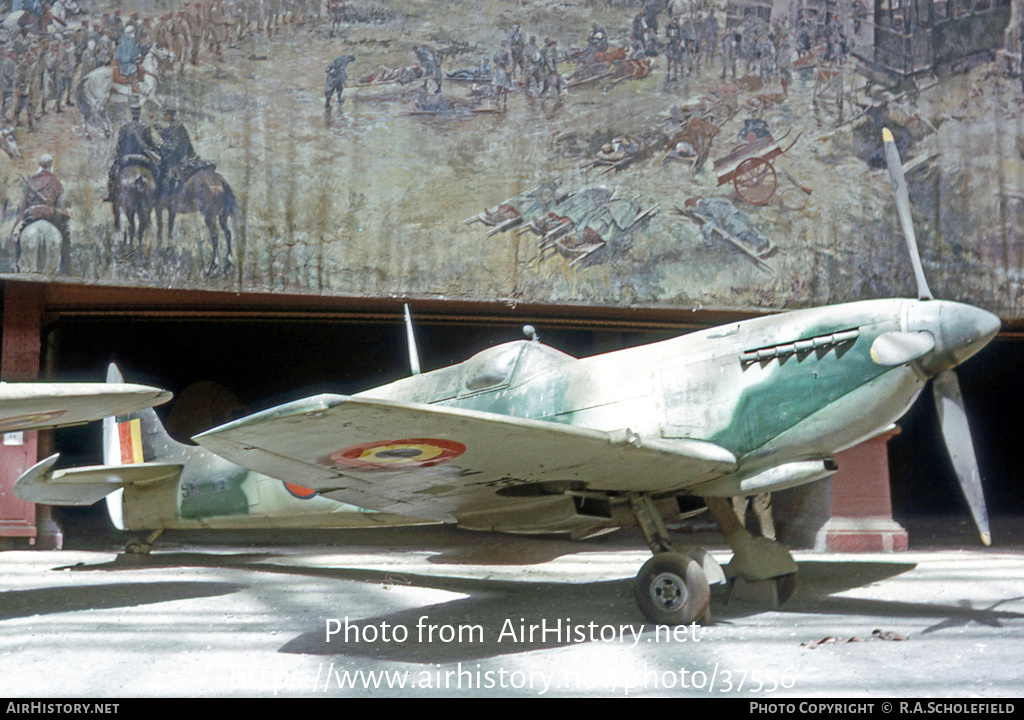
xmin=732 ymin=157 xmax=777 ymax=206
xmin=715 ymin=129 xmax=802 ymax=206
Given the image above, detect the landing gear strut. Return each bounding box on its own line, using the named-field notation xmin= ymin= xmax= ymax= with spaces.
xmin=704 ymin=496 xmax=799 ymax=605
xmin=628 ymin=493 xmax=800 ymax=624
xmin=629 ymin=494 xmax=718 ymax=625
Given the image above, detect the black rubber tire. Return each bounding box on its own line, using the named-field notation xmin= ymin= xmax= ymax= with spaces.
xmin=634 ymin=552 xmax=711 ymax=625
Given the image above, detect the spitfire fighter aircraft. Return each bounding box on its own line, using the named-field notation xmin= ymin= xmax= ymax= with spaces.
xmin=17 ymin=132 xmax=1000 ymax=624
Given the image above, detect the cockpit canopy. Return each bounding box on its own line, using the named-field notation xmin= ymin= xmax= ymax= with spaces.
xmin=364 ymin=339 xmax=576 ymax=405
xmin=461 ymin=340 xmax=574 ymax=395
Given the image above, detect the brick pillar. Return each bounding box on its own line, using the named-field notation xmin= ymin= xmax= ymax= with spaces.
xmin=0 ymin=282 xmax=61 ymax=548
xmin=817 ymin=429 xmax=908 ymax=552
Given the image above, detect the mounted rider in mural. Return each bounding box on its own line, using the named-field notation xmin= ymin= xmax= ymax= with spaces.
xmin=104 ymin=101 xmax=212 ymax=206
xmin=10 ymin=153 xmax=69 ymax=250
xmin=113 ymin=24 xmax=144 ymax=92
xmin=104 ymin=99 xmax=159 ymax=203
xmin=145 ymin=107 xmax=213 ymax=202
xmin=10 ymin=0 xmax=47 ymax=34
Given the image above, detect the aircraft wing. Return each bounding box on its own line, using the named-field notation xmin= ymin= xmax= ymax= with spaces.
xmin=0 ymin=382 xmax=172 ymax=432
xmin=194 ymin=394 xmax=738 ymax=523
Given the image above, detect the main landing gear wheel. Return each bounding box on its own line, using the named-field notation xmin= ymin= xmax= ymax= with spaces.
xmin=634 ymin=552 xmax=710 ymax=625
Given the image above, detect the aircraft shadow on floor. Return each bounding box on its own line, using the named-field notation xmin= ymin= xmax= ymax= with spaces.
xmin=0 ymin=580 xmax=244 ymax=621
xmin=49 ymin=552 xmax=1024 ymax=661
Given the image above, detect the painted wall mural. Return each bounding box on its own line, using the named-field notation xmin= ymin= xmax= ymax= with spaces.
xmin=1 ymin=0 xmax=1023 ymax=319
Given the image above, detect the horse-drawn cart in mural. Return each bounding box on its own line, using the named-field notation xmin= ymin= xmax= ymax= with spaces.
xmin=713 ymin=128 xmax=802 ymax=206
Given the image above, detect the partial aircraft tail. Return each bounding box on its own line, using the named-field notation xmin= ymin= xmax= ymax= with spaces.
xmin=102 ymin=364 xmax=189 ymax=529
xmin=14 ymin=364 xmax=185 ymax=530
xmin=103 ymin=363 xmax=187 ymax=467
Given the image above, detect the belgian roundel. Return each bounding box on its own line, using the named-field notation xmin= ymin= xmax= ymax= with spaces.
xmin=329 ymin=438 xmax=466 ymax=470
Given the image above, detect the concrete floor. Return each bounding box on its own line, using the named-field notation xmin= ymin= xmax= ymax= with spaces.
xmin=1 ymin=519 xmax=1023 ymax=698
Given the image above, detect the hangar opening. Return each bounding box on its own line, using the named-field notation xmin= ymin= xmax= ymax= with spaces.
xmin=3 ymin=281 xmax=1018 ymax=549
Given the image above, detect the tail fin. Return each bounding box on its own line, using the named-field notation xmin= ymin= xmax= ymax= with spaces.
xmin=104 ymin=364 xmax=187 ymax=529
xmin=104 ymin=363 xmax=186 ymax=466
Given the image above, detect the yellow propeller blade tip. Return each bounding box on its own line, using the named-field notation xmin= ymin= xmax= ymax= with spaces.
xmin=981 ymin=533 xmax=992 ymax=547
xmin=882 ymin=127 xmax=894 ymax=143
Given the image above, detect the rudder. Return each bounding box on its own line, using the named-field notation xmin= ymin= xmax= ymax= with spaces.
xmin=104 ymin=364 xmax=187 ymax=529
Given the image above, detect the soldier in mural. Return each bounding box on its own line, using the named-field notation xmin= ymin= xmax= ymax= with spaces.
xmin=104 ymin=101 xmax=158 ymax=203
xmin=12 ymin=43 xmax=39 ymax=131
xmin=167 ymin=11 xmax=194 ymax=73
xmin=508 ymin=23 xmax=525 ymax=81
xmin=539 ymin=38 xmax=562 ymax=97
xmin=94 ymin=26 xmax=115 ymax=68
xmin=324 ymin=53 xmax=354 ymax=109
xmin=327 ymin=0 xmax=346 ymax=38
xmin=114 ymin=25 xmax=143 ymax=92
xmin=413 ymin=44 xmax=442 ymax=94
xmin=721 ymin=31 xmax=740 ymax=80
xmin=758 ymin=30 xmax=777 ymax=88
xmin=145 ymin=108 xmax=199 ymax=201
xmin=702 ymin=9 xmax=720 ymax=68
xmin=185 ymin=2 xmax=204 ymax=64
xmin=10 ymin=153 xmax=68 ymax=249
xmin=491 ymin=41 xmax=513 ymax=110
xmin=51 ymin=36 xmax=75 ymax=113
xmin=664 ymin=18 xmax=684 ymax=80
xmin=523 ymin=35 xmax=542 ymax=95
xmin=587 ymin=23 xmax=609 ymax=56
xmin=78 ymin=38 xmax=98 ymax=78
xmin=0 ymin=50 xmax=16 ymax=121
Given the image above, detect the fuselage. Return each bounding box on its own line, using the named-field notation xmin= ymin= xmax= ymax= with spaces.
xmin=114 ymin=297 xmax=999 ymax=531
xmin=363 ymin=298 xmax=999 ymax=484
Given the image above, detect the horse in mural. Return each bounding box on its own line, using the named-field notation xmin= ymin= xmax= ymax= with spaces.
xmin=113 ymin=162 xmax=157 ymax=247
xmin=76 ymin=46 xmax=175 ymax=139
xmin=157 ymin=167 xmax=241 ymax=274
xmin=4 ymin=0 xmax=82 ymax=34
xmin=16 ymin=220 xmax=62 ymax=274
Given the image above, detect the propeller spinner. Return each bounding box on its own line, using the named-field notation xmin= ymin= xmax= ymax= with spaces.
xmin=882 ymin=128 xmax=999 ymax=545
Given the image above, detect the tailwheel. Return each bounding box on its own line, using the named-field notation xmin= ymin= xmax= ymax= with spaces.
xmin=124 ymin=537 xmax=154 ymax=555
xmin=634 ymin=552 xmax=710 ymax=625
xmin=124 ymin=529 xmax=162 ymax=555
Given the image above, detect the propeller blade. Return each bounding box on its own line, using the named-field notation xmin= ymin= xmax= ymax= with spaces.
xmin=883 ymin=127 xmax=934 ymax=301
xmin=933 ymin=369 xmax=990 ymax=546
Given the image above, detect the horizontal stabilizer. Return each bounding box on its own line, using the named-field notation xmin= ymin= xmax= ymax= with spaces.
xmin=195 ymin=394 xmax=738 ymax=522
xmin=15 ymin=454 xmax=182 ymax=506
